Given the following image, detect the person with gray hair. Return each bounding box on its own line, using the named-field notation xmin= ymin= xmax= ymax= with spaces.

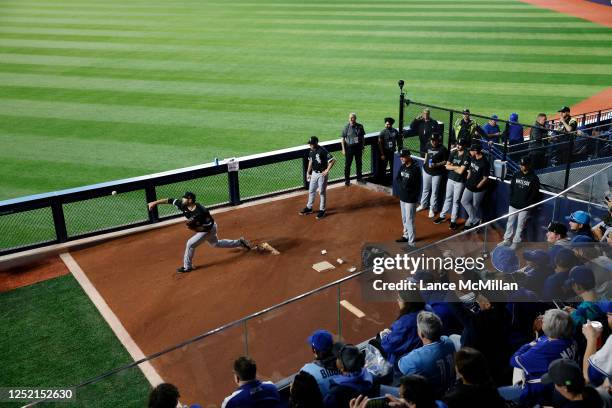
xmin=341 ymin=112 xmax=366 ymax=186
xmin=396 ymin=311 xmax=456 ymax=396
xmin=499 ymin=309 xmax=578 ymax=406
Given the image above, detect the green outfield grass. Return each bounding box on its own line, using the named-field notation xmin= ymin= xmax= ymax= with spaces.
xmin=0 ymin=0 xmax=611 ymax=202
xmin=0 ymin=274 xmax=150 ymax=407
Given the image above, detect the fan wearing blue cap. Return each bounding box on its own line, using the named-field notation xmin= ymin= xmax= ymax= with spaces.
xmin=507 ymin=113 xmax=524 ymax=146
xmin=498 ymin=156 xmax=541 ymax=250
xmin=520 ymin=250 xmax=552 ymax=294
xmin=300 ymin=330 xmax=340 ymax=396
xmin=542 ymin=248 xmax=580 ymax=301
xmin=564 ymin=266 xmax=605 ymax=331
xmin=567 ymin=211 xmax=595 ymax=243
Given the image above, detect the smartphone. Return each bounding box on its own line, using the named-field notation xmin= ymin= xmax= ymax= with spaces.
xmin=366 ymin=396 xmax=389 ymax=408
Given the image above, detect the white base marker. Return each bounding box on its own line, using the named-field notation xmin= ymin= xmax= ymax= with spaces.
xmin=340 ymin=300 xmax=366 ymax=318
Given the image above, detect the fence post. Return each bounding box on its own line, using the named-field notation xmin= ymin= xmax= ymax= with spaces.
xmin=370 ymin=140 xmax=377 ymax=176
xmin=302 ymin=155 xmax=309 ymax=189
xmin=563 ymin=133 xmax=575 ymax=190
xmin=229 ymin=171 xmax=241 ymax=205
xmin=51 ymin=199 xmax=68 ymax=243
xmin=145 ymin=182 xmax=159 ymax=222
xmin=398 ymin=89 xmax=405 ymax=151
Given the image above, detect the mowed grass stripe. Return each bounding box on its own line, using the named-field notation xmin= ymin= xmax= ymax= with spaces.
xmin=1 ymin=27 xmax=611 ymax=43
xmin=0 ymin=38 xmax=610 ymax=57
xmin=0 ymin=59 xmax=609 ymax=87
xmin=2 ymin=52 xmax=611 ymax=75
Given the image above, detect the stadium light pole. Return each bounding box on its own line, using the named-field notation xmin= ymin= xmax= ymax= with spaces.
xmin=398 ymin=80 xmax=405 ymax=150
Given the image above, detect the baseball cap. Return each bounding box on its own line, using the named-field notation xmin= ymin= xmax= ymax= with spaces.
xmin=523 ymin=249 xmax=550 ymax=265
xmin=519 ymin=156 xmax=531 ymax=166
xmin=509 ymin=113 xmax=519 ymax=122
xmin=491 ymin=245 xmax=519 ymax=273
xmin=332 ymin=343 xmax=365 ymax=372
xmin=558 ymin=106 xmax=571 ymax=113
xmin=307 ymin=329 xmax=333 ymax=352
xmin=399 ymin=149 xmax=411 ymax=158
xmin=566 ymin=265 xmax=595 ymax=290
xmin=457 ymin=137 xmax=470 ymax=147
xmin=462 ymin=108 xmax=470 ymax=114
xmin=183 ymin=191 xmax=196 ymax=201
xmin=384 ymin=117 xmax=395 ymax=125
xmin=469 ymin=143 xmax=482 ymax=152
xmin=541 ymin=359 xmax=583 ymax=387
xmin=566 ymin=211 xmax=591 ymax=225
xmin=491 ymin=114 xmax=498 ymax=120
xmin=307 ymin=136 xmax=319 ymax=145
xmin=547 ymin=222 xmax=568 ymax=236
xmin=554 ymin=248 xmax=579 ymax=268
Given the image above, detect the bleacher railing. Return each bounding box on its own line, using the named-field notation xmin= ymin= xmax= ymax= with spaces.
xmin=24 ymin=163 xmax=611 ymax=407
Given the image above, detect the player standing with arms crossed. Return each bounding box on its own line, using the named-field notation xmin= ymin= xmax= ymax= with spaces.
xmin=300 ymin=136 xmax=336 ymax=219
xmin=435 ymin=137 xmax=470 ymax=230
xmin=148 ymin=192 xmax=252 ymax=273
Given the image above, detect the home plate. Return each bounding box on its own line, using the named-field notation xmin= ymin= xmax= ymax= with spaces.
xmin=340 ymin=300 xmax=366 ymax=318
xmin=312 ymin=261 xmax=335 ymax=272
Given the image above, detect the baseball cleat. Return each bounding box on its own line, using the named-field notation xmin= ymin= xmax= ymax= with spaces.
xmin=497 ymin=240 xmax=512 ymax=247
xmin=176 ymin=266 xmax=193 ymax=273
xmin=239 ymin=237 xmax=252 ymax=250
xmin=316 ymin=210 xmax=326 ymax=219
xmin=299 ymin=207 xmax=313 ymax=215
xmin=428 ymin=209 xmax=435 ymax=218
xmin=433 ymin=216 xmax=446 ymax=224
xmin=416 ymin=205 xmax=427 ymax=212
xmin=396 ymin=237 xmax=408 ymax=243
xmin=449 ymin=222 xmax=458 ymax=231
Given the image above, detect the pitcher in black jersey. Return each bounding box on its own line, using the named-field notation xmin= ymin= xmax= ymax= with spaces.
xmin=148 ymin=192 xmax=252 ymax=273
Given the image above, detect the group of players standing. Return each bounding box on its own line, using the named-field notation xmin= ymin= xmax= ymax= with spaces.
xmin=302 ymin=108 xmax=542 ymax=249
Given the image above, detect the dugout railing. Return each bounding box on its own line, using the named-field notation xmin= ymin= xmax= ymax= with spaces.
xmin=22 ymin=163 xmax=612 ymax=407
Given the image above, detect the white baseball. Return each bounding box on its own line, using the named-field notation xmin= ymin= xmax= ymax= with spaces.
xmin=111 ymin=190 xmax=117 ymax=196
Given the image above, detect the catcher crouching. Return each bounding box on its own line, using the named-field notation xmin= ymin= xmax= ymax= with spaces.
xmin=148 ymin=191 xmax=252 ymax=273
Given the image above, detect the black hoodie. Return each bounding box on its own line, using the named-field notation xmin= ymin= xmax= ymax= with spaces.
xmin=509 ymin=169 xmax=541 ymax=209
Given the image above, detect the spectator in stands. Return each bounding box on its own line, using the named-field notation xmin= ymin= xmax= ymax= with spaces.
xmin=548 ymin=221 xmax=572 ymax=264
xmin=593 ymin=196 xmax=612 ymax=242
xmin=543 ymin=248 xmax=580 ymax=301
xmin=324 ymin=344 xmax=374 ymax=408
xmin=461 ymin=143 xmax=490 ymax=230
xmin=376 ymin=117 xmax=400 ymax=184
xmin=500 ymin=309 xmax=577 ymax=406
xmin=520 ymin=249 xmax=552 ymax=295
xmin=148 ymin=383 xmax=181 ymax=408
xmin=529 ymin=113 xmax=549 ymax=170
xmin=541 ymin=358 xmax=603 ymax=408
xmin=568 ymin=211 xmax=595 ymax=242
xmin=564 ymin=266 xmax=605 ymax=331
xmin=553 ymin=106 xmax=578 ymax=166
xmin=221 ymin=356 xmax=281 ymax=408
xmin=417 ymin=135 xmax=448 ymax=219
xmin=397 ymin=311 xmax=456 ymax=396
xmin=449 ymin=287 xmax=512 ymax=386
xmin=395 ymin=149 xmax=422 ymax=247
xmin=435 ymin=137 xmax=469 ymax=231
xmin=301 ymin=329 xmax=340 ymax=396
xmin=341 ymin=112 xmax=366 ymax=186
xmin=452 ymin=108 xmax=486 ymax=148
xmin=582 ymin=303 xmax=612 ymax=404
xmin=442 ymin=347 xmax=506 ymax=408
xmin=571 ymin=238 xmax=609 ymax=290
xmin=481 ymin=114 xmax=501 ymax=144
xmin=350 ymin=375 xmax=445 ymax=408
xmin=499 ymin=156 xmax=541 ymax=249
xmin=373 ymin=291 xmax=424 ymax=374
xmin=289 ymin=371 xmax=325 ymax=408
xmin=408 ymin=108 xmax=440 ymax=158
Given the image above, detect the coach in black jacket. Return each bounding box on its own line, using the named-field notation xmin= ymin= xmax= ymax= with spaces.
xmin=409 ymin=108 xmax=440 ymax=157
xmin=396 ymin=149 xmax=422 ymax=247
xmin=499 ymin=156 xmax=541 ymax=249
